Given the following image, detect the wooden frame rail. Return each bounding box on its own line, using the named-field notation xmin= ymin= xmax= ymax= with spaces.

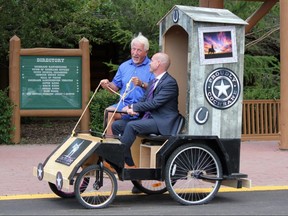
xmin=242 ymin=99 xmax=280 ymax=141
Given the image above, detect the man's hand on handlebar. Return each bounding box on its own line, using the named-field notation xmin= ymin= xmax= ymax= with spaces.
xmin=100 ymin=79 xmax=109 ymax=89
xmin=100 ymin=79 xmax=118 ymax=92
xmin=123 ymin=105 xmax=139 ymax=116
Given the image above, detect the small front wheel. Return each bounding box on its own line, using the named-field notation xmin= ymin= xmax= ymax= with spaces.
xmin=165 ymin=143 xmax=222 ymax=205
xmin=74 ymin=165 xmax=117 ymax=209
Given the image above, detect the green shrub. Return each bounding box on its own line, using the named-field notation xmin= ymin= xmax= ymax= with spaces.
xmin=89 ymin=89 xmax=118 ymax=133
xmin=244 ymin=55 xmax=280 ymax=99
xmin=0 ymin=88 xmax=15 ymax=144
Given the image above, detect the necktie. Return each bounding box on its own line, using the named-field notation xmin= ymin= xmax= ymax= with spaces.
xmin=147 ymin=78 xmax=158 ymax=100
xmin=143 ymin=78 xmax=158 ymax=119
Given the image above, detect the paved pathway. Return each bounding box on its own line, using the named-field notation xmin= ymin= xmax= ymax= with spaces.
xmin=0 ymin=140 xmax=287 ymax=197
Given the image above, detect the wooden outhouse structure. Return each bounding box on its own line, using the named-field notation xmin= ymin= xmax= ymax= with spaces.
xmin=158 ymin=6 xmax=248 ymax=144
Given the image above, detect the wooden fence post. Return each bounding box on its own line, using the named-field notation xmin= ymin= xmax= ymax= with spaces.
xmin=9 ymin=35 xmax=21 ymax=143
xmin=280 ymin=0 xmax=288 ymax=149
xmin=79 ymin=38 xmax=90 ymax=132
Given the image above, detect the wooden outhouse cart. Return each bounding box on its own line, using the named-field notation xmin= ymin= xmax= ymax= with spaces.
xmin=33 ymin=6 xmax=251 ymax=209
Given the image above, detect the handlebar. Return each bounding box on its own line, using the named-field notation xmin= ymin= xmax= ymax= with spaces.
xmin=107 ymin=110 xmax=128 ymax=114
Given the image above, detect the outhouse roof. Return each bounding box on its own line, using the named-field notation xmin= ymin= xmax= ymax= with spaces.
xmin=158 ymin=5 xmax=248 ymax=25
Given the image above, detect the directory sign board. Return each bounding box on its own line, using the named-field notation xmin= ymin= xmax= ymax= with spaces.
xmin=20 ymin=56 xmax=82 ymax=109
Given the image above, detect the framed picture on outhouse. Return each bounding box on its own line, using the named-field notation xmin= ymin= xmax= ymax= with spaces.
xmin=198 ymin=26 xmax=238 ymax=65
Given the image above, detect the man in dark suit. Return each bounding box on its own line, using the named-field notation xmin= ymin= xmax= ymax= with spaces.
xmin=112 ymin=52 xmax=180 ymax=167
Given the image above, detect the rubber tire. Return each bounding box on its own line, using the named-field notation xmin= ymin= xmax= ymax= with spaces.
xmin=74 ymin=165 xmax=117 ymax=209
xmin=165 ymin=143 xmax=222 ymax=205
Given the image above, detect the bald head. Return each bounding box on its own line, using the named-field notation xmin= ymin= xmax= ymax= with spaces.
xmin=154 ymin=53 xmax=171 ymax=70
xmin=150 ymin=52 xmax=171 ymax=76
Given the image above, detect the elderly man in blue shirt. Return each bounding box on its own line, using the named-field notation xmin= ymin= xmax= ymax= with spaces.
xmin=100 ymin=33 xmax=154 ymax=136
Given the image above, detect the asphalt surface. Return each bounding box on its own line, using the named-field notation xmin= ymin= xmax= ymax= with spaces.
xmin=1 ymin=191 xmax=288 ymax=215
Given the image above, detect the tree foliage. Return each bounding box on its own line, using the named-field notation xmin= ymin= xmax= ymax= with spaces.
xmin=0 ymin=0 xmax=281 ymax=99
xmin=89 ymin=89 xmax=118 ymax=132
xmin=225 ymin=1 xmax=280 ymax=99
xmin=243 ymin=55 xmax=280 ymax=99
xmin=93 ymin=0 xmax=199 ymax=61
xmin=0 ymin=88 xmax=14 ymax=144
xmin=0 ymin=0 xmax=119 ymax=50
xmin=226 ymin=1 xmax=280 ymax=58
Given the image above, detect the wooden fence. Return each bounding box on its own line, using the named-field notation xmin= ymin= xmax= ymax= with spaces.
xmin=242 ymin=99 xmax=280 ymax=141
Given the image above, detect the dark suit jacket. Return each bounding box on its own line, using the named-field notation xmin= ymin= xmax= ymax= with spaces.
xmin=133 ymin=72 xmax=180 ymax=135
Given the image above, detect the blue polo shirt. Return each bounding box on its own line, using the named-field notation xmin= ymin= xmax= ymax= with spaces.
xmin=112 ymin=56 xmax=154 ymax=110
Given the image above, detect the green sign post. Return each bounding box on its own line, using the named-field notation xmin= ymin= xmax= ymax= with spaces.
xmin=20 ymin=56 xmax=82 ymax=109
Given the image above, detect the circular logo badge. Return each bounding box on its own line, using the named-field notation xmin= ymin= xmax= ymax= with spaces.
xmin=204 ymin=68 xmax=241 ymax=109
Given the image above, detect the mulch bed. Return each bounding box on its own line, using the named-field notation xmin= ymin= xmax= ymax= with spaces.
xmin=20 ymin=118 xmax=79 ymax=144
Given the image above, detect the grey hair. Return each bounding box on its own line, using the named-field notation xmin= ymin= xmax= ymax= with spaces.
xmin=131 ymin=32 xmax=149 ymax=51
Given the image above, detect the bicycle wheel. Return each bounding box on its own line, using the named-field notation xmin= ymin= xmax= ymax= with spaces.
xmin=131 ymin=180 xmax=167 ymax=195
xmin=165 ymin=143 xmax=222 ymax=205
xmin=74 ymin=165 xmax=117 ymax=209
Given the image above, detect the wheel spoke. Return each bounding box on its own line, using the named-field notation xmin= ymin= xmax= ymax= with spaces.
xmin=74 ymin=165 xmax=117 ymax=209
xmin=165 ymin=144 xmax=222 ymax=205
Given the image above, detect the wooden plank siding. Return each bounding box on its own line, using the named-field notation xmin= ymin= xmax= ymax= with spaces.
xmin=242 ymin=100 xmax=280 ymax=141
